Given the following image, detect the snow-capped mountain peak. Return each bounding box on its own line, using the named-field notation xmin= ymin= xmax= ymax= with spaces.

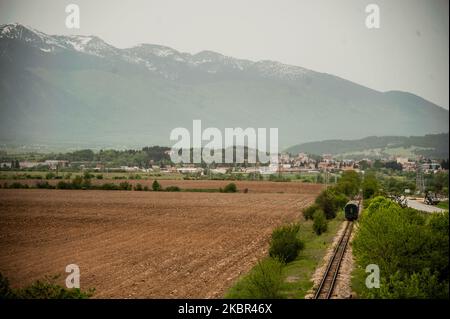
xmin=0 ymin=23 xmax=312 ymax=80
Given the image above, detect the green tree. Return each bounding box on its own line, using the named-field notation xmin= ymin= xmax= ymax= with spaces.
xmin=353 ymin=199 xmax=449 ymax=298
xmin=152 ymin=180 xmax=161 ymax=191
xmin=313 ymin=209 xmax=328 ymax=235
xmin=269 ymin=223 xmax=304 ymax=263
xmin=336 ymin=170 xmax=361 ymax=197
xmin=315 ymin=188 xmax=346 ymax=219
xmin=362 ymin=173 xmax=379 ymax=199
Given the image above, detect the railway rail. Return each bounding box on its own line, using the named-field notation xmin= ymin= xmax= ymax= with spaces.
xmin=313 ymin=221 xmax=354 ymax=299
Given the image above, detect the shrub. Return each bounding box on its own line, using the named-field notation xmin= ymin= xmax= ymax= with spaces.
xmin=353 ymin=201 xmax=449 ymax=298
xmin=143 ymin=186 xmax=149 ymax=191
xmin=96 ymin=174 xmax=103 ymax=180
xmin=71 ymin=176 xmax=83 ymax=189
xmin=315 ymin=188 xmax=347 ymax=219
xmin=165 ymin=186 xmax=181 ymax=192
xmin=336 ymin=170 xmax=361 ymax=197
xmin=334 ymin=192 xmax=349 ymax=210
xmin=366 ymin=196 xmax=400 ymax=215
xmin=245 ymin=258 xmax=284 ymax=299
xmin=56 ymin=181 xmax=72 ymax=189
xmin=45 ymin=172 xmax=55 ymax=180
xmin=223 ymin=182 xmax=237 ymax=193
xmin=83 ymin=171 xmax=95 ymax=179
xmin=366 ymin=269 xmax=448 ymax=299
xmin=0 ymin=273 xmax=15 ymax=299
xmin=119 ymin=181 xmax=132 ymax=190
xmin=313 ymin=209 xmax=328 ymax=235
xmin=302 ymin=204 xmax=319 ymax=220
xmin=134 ymin=183 xmax=143 ymax=191
xmin=81 ymin=178 xmax=91 ymax=189
xmin=362 ymin=173 xmax=379 ymax=199
xmin=0 ymin=273 xmax=94 ymax=299
xmin=269 ymin=223 xmax=303 ymax=263
xmin=36 ymin=181 xmax=55 ymax=189
xmin=100 ymin=183 xmax=119 ymax=190
xmin=9 ymin=182 xmax=29 ymax=189
xmin=152 ymin=180 xmax=161 ymax=191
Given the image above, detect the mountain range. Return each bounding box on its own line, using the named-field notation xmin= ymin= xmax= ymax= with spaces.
xmin=0 ymin=23 xmax=448 ymax=150
xmin=285 ymin=133 xmax=449 ymax=159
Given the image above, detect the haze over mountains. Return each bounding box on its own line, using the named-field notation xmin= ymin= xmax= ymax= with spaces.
xmin=0 ymin=23 xmax=448 ymax=150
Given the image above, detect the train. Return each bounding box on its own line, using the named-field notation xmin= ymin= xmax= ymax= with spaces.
xmin=344 ymin=200 xmax=361 ymax=221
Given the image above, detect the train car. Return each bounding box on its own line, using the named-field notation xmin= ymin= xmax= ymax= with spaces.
xmin=344 ymin=200 xmax=360 ymax=221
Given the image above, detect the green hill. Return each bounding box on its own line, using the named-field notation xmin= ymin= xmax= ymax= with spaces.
xmin=284 ymin=133 xmax=449 ymax=159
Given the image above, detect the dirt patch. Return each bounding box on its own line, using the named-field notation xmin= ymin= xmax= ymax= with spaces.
xmin=0 ymin=187 xmax=319 ymax=298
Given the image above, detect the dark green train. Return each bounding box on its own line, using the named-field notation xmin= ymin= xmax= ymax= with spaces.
xmin=344 ymin=200 xmax=360 ymax=221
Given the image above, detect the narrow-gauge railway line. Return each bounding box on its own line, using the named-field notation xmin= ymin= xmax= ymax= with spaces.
xmin=313 ymin=221 xmax=354 ymax=299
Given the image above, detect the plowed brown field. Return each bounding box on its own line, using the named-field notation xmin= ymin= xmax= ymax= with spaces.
xmin=0 ymin=184 xmax=321 ymax=298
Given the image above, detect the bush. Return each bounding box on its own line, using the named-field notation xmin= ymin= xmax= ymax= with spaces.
xmin=336 ymin=170 xmax=361 ymax=197
xmin=223 ymin=182 xmax=237 ymax=193
xmin=0 ymin=273 xmax=15 ymax=299
xmin=100 ymin=183 xmax=119 ymax=190
xmin=36 ymin=181 xmax=55 ymax=189
xmin=313 ymin=209 xmax=328 ymax=235
xmin=152 ymin=180 xmax=161 ymax=191
xmin=366 ymin=196 xmax=400 ymax=215
xmin=45 ymin=172 xmax=55 ymax=180
xmin=165 ymin=186 xmax=181 ymax=192
xmin=353 ymin=199 xmax=449 ymax=298
xmin=315 ymin=188 xmax=343 ymax=219
xmin=134 ymin=183 xmax=143 ymax=191
xmin=302 ymin=204 xmax=319 ymax=220
xmin=96 ymin=174 xmax=103 ymax=180
xmin=143 ymin=186 xmax=149 ymax=191
xmin=333 ymin=192 xmax=349 ymax=210
xmin=366 ymin=269 xmax=448 ymax=299
xmin=119 ymin=181 xmax=132 ymax=190
xmin=0 ymin=273 xmax=94 ymax=299
xmin=71 ymin=176 xmax=83 ymax=189
xmin=362 ymin=173 xmax=379 ymax=199
xmin=8 ymin=182 xmax=29 ymax=189
xmin=245 ymin=258 xmax=284 ymax=299
xmin=83 ymin=171 xmax=95 ymax=179
xmin=56 ymin=181 xmax=72 ymax=189
xmin=269 ymin=223 xmax=304 ymax=263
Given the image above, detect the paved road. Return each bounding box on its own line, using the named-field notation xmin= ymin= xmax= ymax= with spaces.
xmin=406 ymin=199 xmax=447 ymax=213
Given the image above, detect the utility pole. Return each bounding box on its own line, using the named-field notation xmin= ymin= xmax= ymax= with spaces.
xmin=416 ymin=165 xmax=425 ymax=195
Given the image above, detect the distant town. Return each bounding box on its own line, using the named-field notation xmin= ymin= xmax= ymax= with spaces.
xmin=1 ymin=150 xmax=446 ymax=176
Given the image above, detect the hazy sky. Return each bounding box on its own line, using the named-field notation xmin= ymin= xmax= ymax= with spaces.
xmin=1 ymin=0 xmax=448 ymax=109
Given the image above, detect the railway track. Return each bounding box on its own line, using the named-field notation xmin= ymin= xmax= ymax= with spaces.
xmin=313 ymin=221 xmax=354 ymax=299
